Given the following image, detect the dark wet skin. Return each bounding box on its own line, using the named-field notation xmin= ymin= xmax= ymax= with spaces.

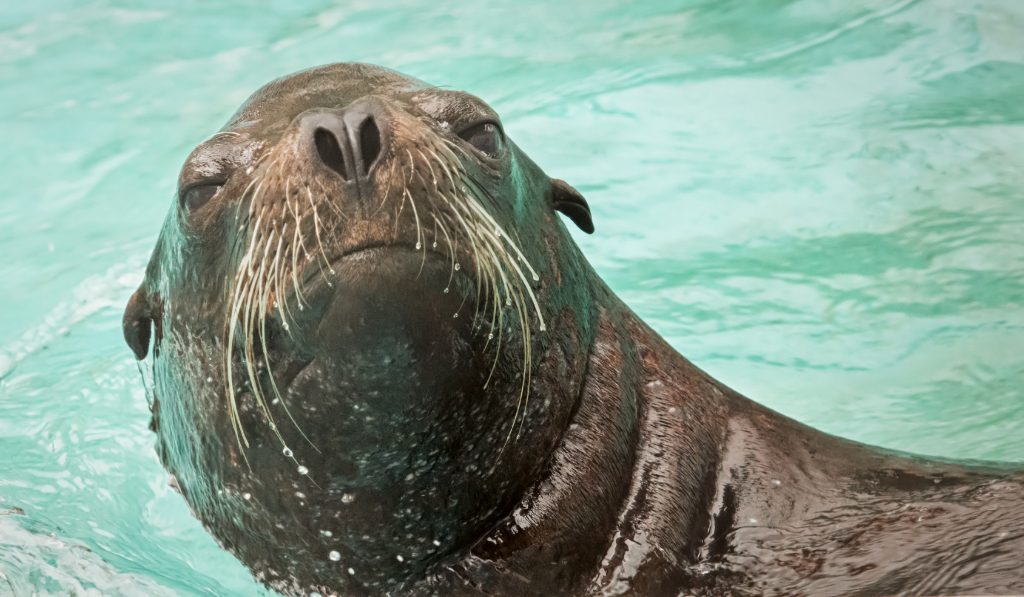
xmin=123 ymin=64 xmax=1024 ymax=596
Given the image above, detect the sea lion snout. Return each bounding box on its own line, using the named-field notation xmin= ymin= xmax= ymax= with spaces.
xmin=297 ymin=97 xmax=388 ymax=185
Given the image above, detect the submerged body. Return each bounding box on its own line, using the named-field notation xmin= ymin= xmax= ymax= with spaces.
xmin=122 ymin=63 xmax=1024 ymax=596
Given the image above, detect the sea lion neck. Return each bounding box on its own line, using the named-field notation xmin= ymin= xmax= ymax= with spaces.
xmin=463 ymin=289 xmax=731 ymax=594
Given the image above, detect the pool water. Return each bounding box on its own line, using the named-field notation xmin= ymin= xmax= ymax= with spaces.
xmin=1 ymin=0 xmax=1022 ymax=594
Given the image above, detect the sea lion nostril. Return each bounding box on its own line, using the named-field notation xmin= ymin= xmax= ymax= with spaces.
xmin=314 ymin=126 xmax=349 ymax=180
xmin=358 ymin=116 xmax=381 ymax=175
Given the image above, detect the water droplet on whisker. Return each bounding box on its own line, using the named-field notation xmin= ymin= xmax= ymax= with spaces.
xmin=415 ymin=242 xmax=422 ymax=250
xmin=297 ymin=465 xmax=309 ymax=475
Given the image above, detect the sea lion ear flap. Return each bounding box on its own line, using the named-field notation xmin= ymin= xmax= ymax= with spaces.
xmin=123 ymin=288 xmax=154 ymax=360
xmin=551 ymin=179 xmax=594 ymax=234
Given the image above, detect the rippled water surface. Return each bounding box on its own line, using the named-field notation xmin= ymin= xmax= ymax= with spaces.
xmin=1 ymin=1 xmax=1022 ymax=594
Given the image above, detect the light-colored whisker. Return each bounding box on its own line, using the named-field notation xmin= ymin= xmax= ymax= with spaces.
xmin=305 ymin=187 xmax=335 ymax=275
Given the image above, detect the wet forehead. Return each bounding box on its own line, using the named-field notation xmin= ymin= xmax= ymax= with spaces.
xmin=227 ymin=63 xmax=428 ymax=128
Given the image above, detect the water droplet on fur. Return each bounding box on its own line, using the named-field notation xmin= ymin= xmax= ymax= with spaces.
xmin=347 ymin=567 xmax=356 ymax=575
xmin=341 ymin=493 xmax=355 ymax=504
xmin=321 ymin=529 xmax=333 ymax=537
xmin=243 ymin=492 xmax=251 ymax=500
xmin=432 ymin=539 xmax=441 ymax=547
xmin=415 ymin=242 xmax=422 ymax=250
xmin=283 ymin=447 xmax=293 ymax=458
xmin=328 ymin=550 xmax=341 ymax=562
xmin=396 ymin=555 xmax=405 ymax=563
xmin=443 ymin=287 xmax=450 ymax=294
xmin=297 ymin=465 xmax=309 ymax=475
xmin=454 ymin=263 xmax=461 ymax=271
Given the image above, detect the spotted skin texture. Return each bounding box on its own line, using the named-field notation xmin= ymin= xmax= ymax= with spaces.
xmin=123 ymin=63 xmax=1024 ymax=596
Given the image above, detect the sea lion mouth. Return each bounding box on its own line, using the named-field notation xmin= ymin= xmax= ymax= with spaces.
xmin=298 ymin=241 xmax=455 ymax=290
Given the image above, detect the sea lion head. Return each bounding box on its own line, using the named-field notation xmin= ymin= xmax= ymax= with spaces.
xmin=123 ymin=63 xmax=597 ymax=594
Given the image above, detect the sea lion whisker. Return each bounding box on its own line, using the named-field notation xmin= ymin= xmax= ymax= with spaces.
xmin=247 ymin=157 xmax=280 ymax=217
xmin=224 ymin=210 xmax=270 ymax=452
xmin=373 ymin=159 xmax=398 ymax=215
xmin=238 ymin=176 xmax=261 ymax=213
xmin=430 ymin=213 xmax=458 ymax=292
xmin=242 ymin=228 xmax=283 ymax=433
xmin=402 ymin=187 xmax=427 ymax=276
xmin=305 ymin=187 xmax=334 ymax=276
xmin=314 ymin=178 xmax=343 ymax=218
xmin=495 ymin=285 xmax=531 ymax=455
xmin=482 ymin=250 xmax=511 ymax=389
xmin=504 ymin=285 xmax=537 ymax=432
xmin=402 ymin=153 xmax=427 ymax=249
xmin=459 ymin=196 xmax=545 ymax=332
xmin=431 ymin=147 xmax=461 ymax=195
xmin=415 ymin=148 xmax=439 ymax=189
xmin=439 ymin=193 xmax=490 ymax=315
xmin=255 ymin=279 xmax=320 ymax=452
xmin=290 ymin=216 xmax=308 ymax=310
xmin=271 ymin=222 xmax=293 ymax=328
xmin=246 ymin=175 xmax=319 ymax=449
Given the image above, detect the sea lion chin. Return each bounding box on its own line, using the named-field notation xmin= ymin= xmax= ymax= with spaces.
xmin=124 ymin=63 xmax=1024 ymax=597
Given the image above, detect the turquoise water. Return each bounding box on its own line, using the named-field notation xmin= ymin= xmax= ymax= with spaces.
xmin=2 ymin=0 xmax=1023 ymax=594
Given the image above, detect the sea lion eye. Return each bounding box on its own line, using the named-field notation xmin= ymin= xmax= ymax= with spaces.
xmin=458 ymin=121 xmax=503 ymax=158
xmin=180 ymin=182 xmax=224 ymax=212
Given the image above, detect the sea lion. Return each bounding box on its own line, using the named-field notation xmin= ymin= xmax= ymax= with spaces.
xmin=123 ymin=63 xmax=1024 ymax=596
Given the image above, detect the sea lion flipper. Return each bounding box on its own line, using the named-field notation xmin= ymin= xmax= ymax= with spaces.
xmin=551 ymin=178 xmax=594 ymax=234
